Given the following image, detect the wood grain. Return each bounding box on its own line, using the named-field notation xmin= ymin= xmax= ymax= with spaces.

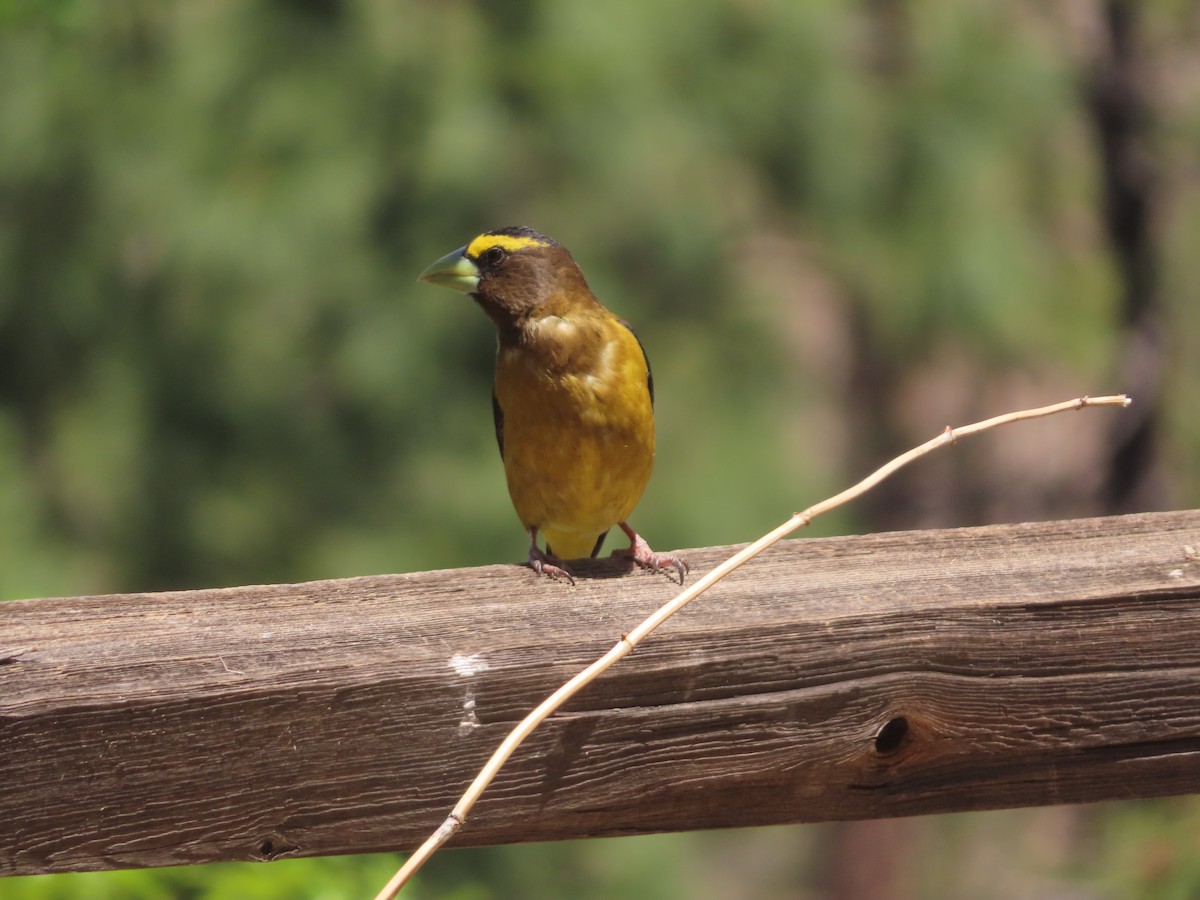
xmin=3 ymin=510 xmax=1199 ymax=876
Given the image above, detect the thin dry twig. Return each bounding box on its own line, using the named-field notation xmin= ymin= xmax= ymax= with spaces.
xmin=373 ymin=393 xmax=1131 ymax=899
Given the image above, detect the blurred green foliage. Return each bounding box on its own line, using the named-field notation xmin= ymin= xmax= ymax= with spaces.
xmin=3 ymin=0 xmax=1200 ymax=897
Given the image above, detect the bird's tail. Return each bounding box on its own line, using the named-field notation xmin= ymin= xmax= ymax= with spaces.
xmin=590 ymin=530 xmax=609 ymax=558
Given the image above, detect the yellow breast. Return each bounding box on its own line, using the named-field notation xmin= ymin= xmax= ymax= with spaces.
xmin=495 ymin=313 xmax=655 ymax=559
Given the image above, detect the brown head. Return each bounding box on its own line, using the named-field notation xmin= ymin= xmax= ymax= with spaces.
xmin=417 ymin=227 xmax=599 ymax=342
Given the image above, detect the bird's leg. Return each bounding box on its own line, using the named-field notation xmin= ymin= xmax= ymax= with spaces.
xmin=527 ymin=527 xmax=576 ymax=584
xmin=614 ymin=522 xmax=689 ymax=584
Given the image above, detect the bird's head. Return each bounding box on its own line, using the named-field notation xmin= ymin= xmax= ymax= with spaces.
xmin=417 ymin=227 xmax=595 ymax=335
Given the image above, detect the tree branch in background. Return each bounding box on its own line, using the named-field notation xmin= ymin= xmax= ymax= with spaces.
xmin=1090 ymin=2 xmax=1165 ymax=513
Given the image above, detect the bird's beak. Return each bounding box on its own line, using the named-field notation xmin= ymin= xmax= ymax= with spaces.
xmin=417 ymin=246 xmax=480 ymax=293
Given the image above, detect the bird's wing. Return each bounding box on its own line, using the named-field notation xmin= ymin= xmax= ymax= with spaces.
xmin=588 ymin=318 xmax=652 ymax=561
xmin=492 ymin=390 xmax=505 ymax=459
xmin=618 ymin=319 xmax=654 ymax=407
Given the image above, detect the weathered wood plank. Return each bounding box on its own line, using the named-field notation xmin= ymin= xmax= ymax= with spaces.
xmin=2 ymin=510 xmax=1199 ymax=876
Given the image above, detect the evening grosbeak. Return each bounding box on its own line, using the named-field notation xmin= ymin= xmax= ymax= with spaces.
xmin=418 ymin=226 xmax=688 ymax=584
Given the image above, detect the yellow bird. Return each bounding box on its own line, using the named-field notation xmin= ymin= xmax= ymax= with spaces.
xmin=418 ymin=227 xmax=687 ymax=583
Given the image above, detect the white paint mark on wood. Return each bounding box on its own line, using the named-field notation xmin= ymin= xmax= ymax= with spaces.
xmin=449 ymin=652 xmax=489 ymax=678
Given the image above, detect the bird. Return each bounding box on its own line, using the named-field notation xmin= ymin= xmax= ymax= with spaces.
xmin=418 ymin=226 xmax=688 ymax=584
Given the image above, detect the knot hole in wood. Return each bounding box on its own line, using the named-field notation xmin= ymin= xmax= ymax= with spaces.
xmin=873 ymin=715 xmax=910 ymax=755
xmin=256 ymin=836 xmax=298 ymax=861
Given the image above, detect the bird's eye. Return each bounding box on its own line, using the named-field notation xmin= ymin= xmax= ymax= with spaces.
xmin=482 ymin=246 xmax=506 ymax=267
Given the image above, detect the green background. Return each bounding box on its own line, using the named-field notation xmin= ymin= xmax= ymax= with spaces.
xmin=4 ymin=1 xmax=1199 ymax=897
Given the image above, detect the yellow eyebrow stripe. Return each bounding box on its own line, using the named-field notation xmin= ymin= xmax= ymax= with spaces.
xmin=466 ymin=233 xmax=552 ymax=258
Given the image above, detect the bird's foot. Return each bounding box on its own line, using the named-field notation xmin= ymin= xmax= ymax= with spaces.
xmin=614 ymin=523 xmax=689 ymax=584
xmin=528 ymin=543 xmax=576 ymax=585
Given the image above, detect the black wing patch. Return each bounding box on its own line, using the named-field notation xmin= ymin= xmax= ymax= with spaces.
xmin=492 ymin=391 xmax=505 ymax=459
xmin=618 ymin=319 xmax=654 ymax=407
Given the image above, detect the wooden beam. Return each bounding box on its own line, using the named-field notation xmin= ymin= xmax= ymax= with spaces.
xmin=3 ymin=510 xmax=1200 ymax=876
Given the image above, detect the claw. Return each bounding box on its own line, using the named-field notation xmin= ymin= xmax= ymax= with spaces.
xmin=527 ymin=529 xmax=575 ymax=584
xmin=614 ymin=522 xmax=689 ymax=584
